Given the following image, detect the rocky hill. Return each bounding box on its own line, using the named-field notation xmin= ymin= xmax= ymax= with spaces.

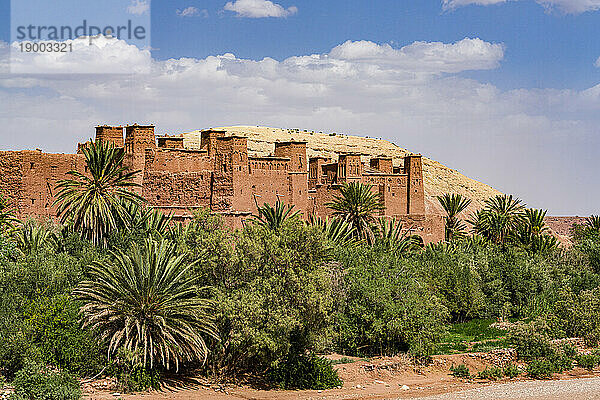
xmin=182 ymin=126 xmax=502 ymax=216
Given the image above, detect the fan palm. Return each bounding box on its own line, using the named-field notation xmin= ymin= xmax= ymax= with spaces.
xmin=326 ymin=182 xmax=384 ymax=240
xmin=436 ymin=193 xmax=472 ymax=242
xmin=54 ymin=140 xmax=144 ymax=247
xmin=75 ymin=238 xmax=217 ymax=370
xmin=252 ymin=201 xmax=300 ymax=231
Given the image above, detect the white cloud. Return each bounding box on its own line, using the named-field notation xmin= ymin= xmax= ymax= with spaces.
xmin=595 ymin=56 xmax=600 ymax=67
xmin=443 ymin=0 xmax=509 ymax=10
xmin=537 ymin=0 xmax=600 ymax=13
xmin=328 ymin=38 xmax=504 ymax=73
xmin=443 ymin=0 xmax=600 ymax=13
xmin=224 ymin=0 xmax=298 ymax=18
xmin=0 ymin=37 xmax=599 ymax=214
xmin=127 ymin=0 xmax=150 ymax=15
xmin=176 ymin=7 xmax=208 ymax=17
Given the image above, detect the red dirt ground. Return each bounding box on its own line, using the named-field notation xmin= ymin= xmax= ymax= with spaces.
xmin=82 ymin=353 xmax=600 ymax=400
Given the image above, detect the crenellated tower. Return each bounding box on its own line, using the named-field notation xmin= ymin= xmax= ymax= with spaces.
xmin=124 ymin=124 xmax=156 ymax=190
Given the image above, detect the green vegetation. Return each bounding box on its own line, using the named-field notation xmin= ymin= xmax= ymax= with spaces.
xmin=437 ymin=193 xmax=471 ymax=242
xmin=2 ymin=152 xmax=600 ymax=394
xmin=503 ymin=364 xmax=521 ymax=378
xmin=449 ymin=364 xmax=470 ymax=378
xmin=576 ymin=354 xmax=600 ymax=370
xmin=10 ymin=363 xmax=81 ymax=400
xmin=74 ymin=238 xmax=217 ymax=371
xmin=53 ymin=140 xmax=143 ymax=247
xmin=477 ymin=366 xmax=503 ymax=380
xmin=434 ymin=319 xmax=509 ymax=354
xmin=327 ymin=182 xmax=384 ymax=240
xmin=269 ymin=353 xmax=343 ymax=390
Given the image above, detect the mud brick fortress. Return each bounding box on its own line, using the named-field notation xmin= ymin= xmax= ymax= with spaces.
xmin=0 ymin=125 xmax=444 ymax=243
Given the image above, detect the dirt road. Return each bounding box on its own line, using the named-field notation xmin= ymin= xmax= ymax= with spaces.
xmin=413 ymin=376 xmax=600 ymax=400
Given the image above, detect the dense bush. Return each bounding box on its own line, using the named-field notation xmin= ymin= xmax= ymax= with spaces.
xmin=269 ymin=353 xmax=343 ymax=390
xmin=576 ymin=354 xmax=600 ymax=370
xmin=10 ymin=363 xmax=81 ymax=400
xmin=183 ymin=217 xmax=337 ymax=375
xmin=0 ymin=243 xmax=105 ymax=379
xmin=509 ymin=320 xmax=556 ymax=361
xmin=526 ymin=359 xmax=555 ymax=379
xmin=548 ymin=288 xmax=600 ymax=345
xmin=477 ymin=366 xmax=503 ymax=380
xmin=334 ymin=245 xmax=449 ymax=357
xmin=108 ymin=349 xmax=161 ymax=392
xmin=503 ymin=364 xmax=521 ymax=378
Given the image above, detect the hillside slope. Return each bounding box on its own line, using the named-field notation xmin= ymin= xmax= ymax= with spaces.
xmin=182 ymin=126 xmax=501 ymax=215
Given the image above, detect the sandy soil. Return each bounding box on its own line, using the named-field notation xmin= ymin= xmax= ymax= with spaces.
xmin=82 ymin=353 xmax=600 ymax=400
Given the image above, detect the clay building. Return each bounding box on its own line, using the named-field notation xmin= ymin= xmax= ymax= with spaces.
xmin=0 ymin=124 xmax=444 ymax=243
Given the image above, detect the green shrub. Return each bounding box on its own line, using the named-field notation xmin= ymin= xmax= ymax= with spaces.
xmin=22 ymin=294 xmax=106 ymax=377
xmin=546 ymin=352 xmax=573 ymax=373
xmin=331 ymin=357 xmax=354 ymax=365
xmin=210 ymin=221 xmax=337 ymax=374
xmin=108 ymin=349 xmax=161 ymax=392
xmin=526 ymin=359 xmax=554 ymax=379
xmin=269 ymin=353 xmax=343 ymax=390
xmin=503 ymin=364 xmax=520 ymax=378
xmin=562 ymin=344 xmax=578 ymax=359
xmin=449 ymin=364 xmax=470 ymax=378
xmin=334 ymin=245 xmax=449 ymax=358
xmin=509 ymin=322 xmax=555 ymax=361
xmin=477 ymin=366 xmax=503 ymax=380
xmin=576 ymin=354 xmax=600 ymax=370
xmin=10 ymin=363 xmax=81 ymax=400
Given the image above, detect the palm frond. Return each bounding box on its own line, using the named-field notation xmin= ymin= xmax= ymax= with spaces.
xmin=74 ymin=238 xmax=218 ymax=371
xmin=437 ymin=193 xmax=472 ymax=242
xmin=53 ymin=140 xmax=145 ymax=247
xmin=326 ymin=182 xmax=384 ymax=240
xmin=252 ymin=201 xmax=300 ymax=231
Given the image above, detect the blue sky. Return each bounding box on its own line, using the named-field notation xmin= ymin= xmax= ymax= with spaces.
xmin=0 ymin=0 xmax=599 ymax=215
xmin=147 ymin=0 xmax=600 ymax=89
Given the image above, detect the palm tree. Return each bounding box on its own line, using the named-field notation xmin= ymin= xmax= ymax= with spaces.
xmin=469 ymin=194 xmax=525 ymax=245
xmin=326 ymin=182 xmax=384 ymax=240
xmin=436 ymin=193 xmax=472 ymax=242
xmin=252 ymin=201 xmax=300 ymax=231
xmin=120 ymin=201 xmax=172 ymax=238
xmin=586 ymin=215 xmax=600 ymax=234
xmin=54 ymin=140 xmax=143 ymax=247
xmin=516 ymin=208 xmax=549 ymax=245
xmin=0 ymin=194 xmax=18 ymax=233
xmin=524 ymin=208 xmax=549 ymax=236
xmin=371 ymin=218 xmax=421 ymax=253
xmin=75 ymin=238 xmax=217 ymax=371
xmin=13 ymin=220 xmax=57 ymax=255
xmin=309 ymin=215 xmax=355 ymax=247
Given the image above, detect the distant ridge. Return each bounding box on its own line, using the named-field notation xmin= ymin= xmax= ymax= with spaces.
xmin=182 ymin=126 xmax=502 ymax=216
